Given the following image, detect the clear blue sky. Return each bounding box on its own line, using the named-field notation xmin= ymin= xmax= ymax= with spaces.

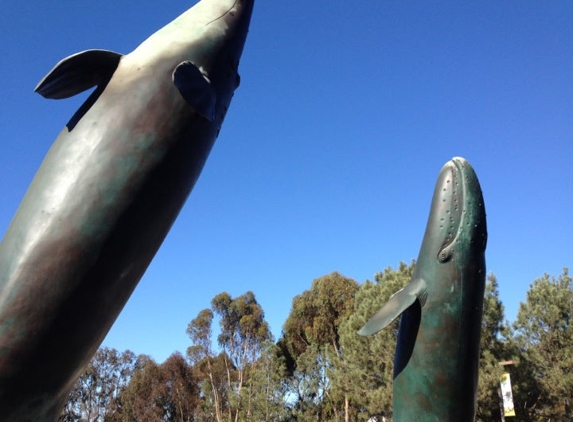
xmin=1 ymin=1 xmax=571 ymax=363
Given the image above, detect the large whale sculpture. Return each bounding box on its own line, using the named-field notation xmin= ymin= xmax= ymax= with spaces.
xmin=359 ymin=157 xmax=487 ymax=421
xmin=0 ymin=0 xmax=255 ymax=420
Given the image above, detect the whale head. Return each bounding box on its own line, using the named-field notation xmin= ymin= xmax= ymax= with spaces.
xmin=418 ymin=156 xmax=487 ymax=271
xmin=358 ymin=157 xmax=487 ymax=336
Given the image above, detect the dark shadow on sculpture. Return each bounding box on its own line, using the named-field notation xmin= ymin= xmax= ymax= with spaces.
xmin=393 ymin=299 xmax=421 ymax=378
xmin=66 ymin=85 xmax=107 ymax=131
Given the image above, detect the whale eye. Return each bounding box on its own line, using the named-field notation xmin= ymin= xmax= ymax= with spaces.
xmin=438 ymin=247 xmax=452 ymax=263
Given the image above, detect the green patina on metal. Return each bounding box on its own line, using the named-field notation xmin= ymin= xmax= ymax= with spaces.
xmin=0 ymin=0 xmax=255 ymax=420
xmin=359 ymin=157 xmax=487 ymax=421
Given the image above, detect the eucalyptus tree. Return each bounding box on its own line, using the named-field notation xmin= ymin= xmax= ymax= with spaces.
xmin=187 ymin=309 xmax=226 ymax=422
xmin=188 ymin=291 xmax=272 ymax=422
xmin=59 ymin=347 xmax=139 ymax=422
xmin=237 ymin=340 xmax=288 ymax=421
xmin=334 ymin=262 xmax=413 ymax=421
xmin=108 ymin=352 xmax=199 ymax=422
xmin=281 ymin=271 xmax=359 ymax=421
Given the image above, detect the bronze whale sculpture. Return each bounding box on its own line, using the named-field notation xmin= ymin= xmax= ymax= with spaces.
xmin=0 ymin=0 xmax=255 ymax=419
xmin=359 ymin=157 xmax=487 ymax=421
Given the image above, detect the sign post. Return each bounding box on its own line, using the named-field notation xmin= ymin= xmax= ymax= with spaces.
xmin=498 ymin=361 xmax=516 ymax=420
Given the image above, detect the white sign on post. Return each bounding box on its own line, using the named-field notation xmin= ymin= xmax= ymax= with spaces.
xmin=500 ymin=372 xmax=516 ymax=418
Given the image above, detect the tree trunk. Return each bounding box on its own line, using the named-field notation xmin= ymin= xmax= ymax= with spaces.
xmin=224 ymin=357 xmax=233 ymax=422
xmin=207 ymin=360 xmax=222 ymax=422
xmin=234 ymin=366 xmax=244 ymax=422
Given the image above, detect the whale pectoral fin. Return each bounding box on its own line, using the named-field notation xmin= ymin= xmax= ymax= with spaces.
xmin=173 ymin=61 xmax=216 ymax=122
xmin=35 ymin=49 xmax=123 ymax=99
xmin=358 ymin=278 xmax=427 ymax=336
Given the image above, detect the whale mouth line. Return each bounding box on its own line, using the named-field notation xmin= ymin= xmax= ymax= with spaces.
xmin=206 ymin=0 xmax=240 ymax=26
xmin=437 ymin=158 xmax=468 ymax=262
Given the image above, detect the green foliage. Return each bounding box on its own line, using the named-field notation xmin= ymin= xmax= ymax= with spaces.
xmin=280 ymin=272 xmax=359 ymax=421
xmin=111 ymin=352 xmax=199 ymax=422
xmin=193 ymin=352 xmax=234 ymax=422
xmin=159 ymin=352 xmax=201 ymax=421
xmin=112 ymin=357 xmax=164 ymax=421
xmin=238 ymin=340 xmax=288 ymax=421
xmin=59 ymin=347 xmax=139 ymax=422
xmin=60 ymin=266 xmax=573 ymax=422
xmin=186 ymin=291 xmax=275 ymax=422
xmin=512 ymin=268 xmax=573 ymax=421
xmin=334 ymin=261 xmax=414 ymax=421
xmin=475 ymin=274 xmax=506 ymax=422
xmin=186 ymin=308 xmax=215 ymax=365
xmin=282 ymin=272 xmax=359 ymax=360
xmin=286 ymin=344 xmax=334 ymax=421
xmin=108 ymin=352 xmax=199 ymax=422
xmin=212 ymin=291 xmax=272 ymax=367
xmin=186 ymin=308 xmax=228 ymax=422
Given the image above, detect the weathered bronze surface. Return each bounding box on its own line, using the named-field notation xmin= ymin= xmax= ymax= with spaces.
xmin=359 ymin=157 xmax=487 ymax=421
xmin=0 ymin=0 xmax=255 ymax=420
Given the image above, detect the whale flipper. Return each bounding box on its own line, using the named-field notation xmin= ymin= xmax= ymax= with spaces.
xmin=358 ymin=278 xmax=427 ymax=336
xmin=35 ymin=49 xmax=123 ymax=99
xmin=173 ymin=61 xmax=216 ymax=121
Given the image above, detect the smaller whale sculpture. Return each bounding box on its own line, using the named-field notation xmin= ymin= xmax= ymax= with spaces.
xmin=0 ymin=0 xmax=255 ymax=420
xmin=359 ymin=157 xmax=487 ymax=421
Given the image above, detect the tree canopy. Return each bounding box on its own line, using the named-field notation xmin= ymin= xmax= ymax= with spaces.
xmin=59 ymin=266 xmax=571 ymax=421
